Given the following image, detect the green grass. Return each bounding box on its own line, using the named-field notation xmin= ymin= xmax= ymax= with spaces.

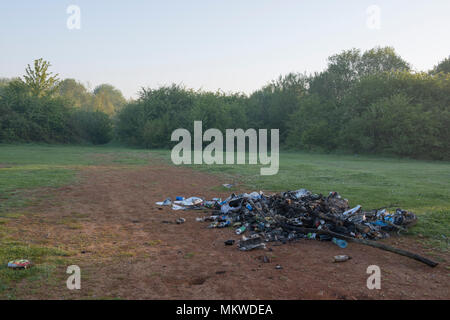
xmin=0 ymin=166 xmax=76 ymax=212
xmin=0 ymin=240 xmax=70 ymax=297
xmin=407 ymin=210 xmax=449 ymax=251
xmin=184 ymin=152 xmax=450 ymax=211
xmin=0 ymin=144 xmax=154 ymax=212
xmin=0 ymin=143 xmax=151 ymax=166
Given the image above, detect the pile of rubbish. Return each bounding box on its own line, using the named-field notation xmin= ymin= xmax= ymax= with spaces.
xmin=156 ymin=189 xmax=441 ymax=267
xmin=157 ymin=188 xmax=417 ymax=248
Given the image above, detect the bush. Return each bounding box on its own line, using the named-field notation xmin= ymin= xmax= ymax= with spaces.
xmin=0 ymin=80 xmax=112 ymax=144
xmin=70 ymin=110 xmax=113 ymax=145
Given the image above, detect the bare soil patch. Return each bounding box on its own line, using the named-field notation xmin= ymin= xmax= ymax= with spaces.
xmin=7 ymin=164 xmax=449 ymax=299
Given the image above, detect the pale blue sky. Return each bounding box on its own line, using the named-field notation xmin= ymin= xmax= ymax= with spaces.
xmin=1 ymin=0 xmax=449 ymax=98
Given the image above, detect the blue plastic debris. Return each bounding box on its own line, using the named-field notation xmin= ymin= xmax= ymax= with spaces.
xmin=332 ymin=237 xmax=348 ymax=249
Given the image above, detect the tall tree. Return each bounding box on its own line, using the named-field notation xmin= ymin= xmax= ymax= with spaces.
xmin=430 ymin=56 xmax=450 ymax=75
xmin=21 ymin=58 xmax=59 ymax=97
xmin=0 ymin=78 xmax=13 ymax=95
xmin=358 ymin=47 xmax=410 ymax=76
xmin=309 ymin=47 xmax=409 ymax=102
xmin=92 ymin=84 xmax=126 ymax=115
xmin=57 ymin=79 xmax=92 ymax=109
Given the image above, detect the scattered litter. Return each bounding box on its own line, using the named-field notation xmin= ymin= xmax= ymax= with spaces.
xmin=208 ymin=219 xmax=231 ymax=228
xmin=334 ymin=255 xmax=351 ymax=263
xmin=224 ymin=239 xmax=235 ymax=246
xmin=176 ymin=218 xmax=186 ymax=224
xmin=235 ymin=225 xmax=246 ymax=235
xmin=156 ymin=196 xmax=204 ymax=211
xmin=222 ymin=184 xmax=234 ymax=189
xmin=174 ymin=197 xmax=203 ymax=207
xmin=258 ymin=255 xmax=271 ymax=263
xmin=238 ymin=235 xmax=266 ymax=251
xmin=275 ymin=265 xmax=283 ymax=270
xmin=7 ymin=259 xmax=32 ymax=269
xmin=155 ymin=197 xmax=172 ymax=206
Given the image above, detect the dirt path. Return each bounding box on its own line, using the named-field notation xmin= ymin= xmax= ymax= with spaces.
xmin=7 ymin=163 xmax=450 ymax=299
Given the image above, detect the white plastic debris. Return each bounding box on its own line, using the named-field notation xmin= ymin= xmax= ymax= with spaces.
xmin=174 ymin=196 xmax=203 ymax=206
xmin=292 ymin=188 xmax=311 ymax=199
xmin=155 ymin=198 xmax=172 ymax=206
xmin=342 ymin=205 xmax=362 ymax=216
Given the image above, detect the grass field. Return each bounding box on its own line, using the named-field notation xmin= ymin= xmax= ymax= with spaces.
xmin=0 ymin=144 xmax=449 ymax=297
xmin=0 ymin=144 xmax=152 ymax=212
xmin=1 ymin=144 xmax=449 ymax=243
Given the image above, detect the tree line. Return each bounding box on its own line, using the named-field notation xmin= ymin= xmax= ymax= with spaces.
xmin=0 ymin=58 xmax=125 ymax=144
xmin=1 ymin=47 xmax=449 ymax=160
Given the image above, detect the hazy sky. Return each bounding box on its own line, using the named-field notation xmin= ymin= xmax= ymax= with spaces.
xmin=1 ymin=0 xmax=449 ymax=98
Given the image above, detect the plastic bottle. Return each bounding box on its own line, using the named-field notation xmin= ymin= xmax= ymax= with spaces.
xmin=332 ymin=237 xmax=348 ymax=248
xmin=235 ymin=225 xmax=246 ymax=235
xmin=334 ymin=255 xmax=351 ymax=262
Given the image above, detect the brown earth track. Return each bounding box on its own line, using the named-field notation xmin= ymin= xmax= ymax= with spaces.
xmin=6 ymin=163 xmax=450 ymax=299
